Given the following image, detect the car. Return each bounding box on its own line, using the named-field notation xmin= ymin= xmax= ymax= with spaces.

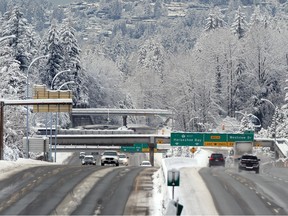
xmin=208 ymin=153 xmax=225 ymax=167
xmin=79 ymin=152 xmax=86 ymax=159
xmin=140 ymin=161 xmax=152 ymax=167
xmin=238 ymin=154 xmax=260 ymax=174
xmin=82 ymin=155 xmax=96 ymax=165
xmin=101 ymin=151 xmax=119 ymax=166
xmin=118 ymin=154 xmax=129 ymax=166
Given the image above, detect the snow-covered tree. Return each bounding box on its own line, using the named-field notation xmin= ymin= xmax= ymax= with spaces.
xmin=39 ymin=21 xmax=63 ymax=88
xmin=239 ymin=114 xmax=255 ymax=132
xmin=1 ymin=6 xmax=38 ymax=72
xmin=231 ymin=6 xmax=247 ymax=39
xmin=204 ymin=7 xmax=225 ymax=32
xmin=59 ymin=22 xmax=89 ymax=108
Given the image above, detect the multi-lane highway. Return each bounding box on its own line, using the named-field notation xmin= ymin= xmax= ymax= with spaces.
xmin=0 ymin=149 xmax=288 ymax=215
xmin=0 ymin=152 xmax=156 ymax=215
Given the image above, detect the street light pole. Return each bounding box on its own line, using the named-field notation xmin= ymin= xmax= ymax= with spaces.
xmin=51 ymin=71 xmax=74 ymax=162
xmin=260 ymin=98 xmax=276 ymax=140
xmin=235 ymin=111 xmax=261 ymax=130
xmin=26 ymin=55 xmax=49 ymax=158
xmin=187 ymin=117 xmax=199 ymax=131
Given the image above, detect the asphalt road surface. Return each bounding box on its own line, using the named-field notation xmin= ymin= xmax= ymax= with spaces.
xmin=0 ymin=151 xmax=155 ymax=215
xmin=199 ymin=162 xmax=288 ymax=215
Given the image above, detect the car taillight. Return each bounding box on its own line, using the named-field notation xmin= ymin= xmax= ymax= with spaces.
xmin=220 ymin=158 xmax=224 ymax=160
xmin=209 ymin=157 xmax=214 ymax=160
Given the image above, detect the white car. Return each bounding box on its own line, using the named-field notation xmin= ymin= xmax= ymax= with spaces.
xmin=101 ymin=151 xmax=119 ymax=166
xmin=82 ymin=155 xmax=96 ymax=165
xmin=118 ymin=154 xmax=129 ymax=166
xmin=140 ymin=161 xmax=152 ymax=167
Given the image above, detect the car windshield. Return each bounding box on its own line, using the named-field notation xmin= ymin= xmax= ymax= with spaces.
xmin=242 ymin=155 xmax=257 ymax=160
xmin=211 ymin=154 xmax=223 ymax=158
xmin=103 ymin=152 xmax=117 ymax=156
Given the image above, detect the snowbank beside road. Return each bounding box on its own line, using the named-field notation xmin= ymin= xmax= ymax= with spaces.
xmin=0 ymin=152 xmax=73 ymax=180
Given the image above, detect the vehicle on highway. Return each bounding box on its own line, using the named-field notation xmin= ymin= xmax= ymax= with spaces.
xmin=82 ymin=155 xmax=96 ymax=165
xmin=101 ymin=151 xmax=119 ymax=166
xmin=238 ymin=154 xmax=260 ymax=173
xmin=140 ymin=161 xmax=152 ymax=167
xmin=118 ymin=154 xmax=129 ymax=166
xmin=208 ymin=153 xmax=225 ymax=167
xmin=79 ymin=152 xmax=86 ymax=159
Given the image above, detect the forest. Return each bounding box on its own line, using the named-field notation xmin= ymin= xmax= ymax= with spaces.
xmin=0 ymin=0 xmax=288 ymax=159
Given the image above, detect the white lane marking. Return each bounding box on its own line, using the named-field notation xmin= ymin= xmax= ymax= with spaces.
xmin=249 ymin=187 xmax=253 ymax=190
xmin=261 ymin=196 xmax=265 ymax=200
xmin=267 ymin=202 xmax=271 ymax=206
xmin=274 ymin=209 xmax=279 ymax=213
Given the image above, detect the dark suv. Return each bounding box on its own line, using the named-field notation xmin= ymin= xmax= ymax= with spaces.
xmin=208 ymin=153 xmax=225 ymax=167
xmin=238 ymin=154 xmax=260 ymax=174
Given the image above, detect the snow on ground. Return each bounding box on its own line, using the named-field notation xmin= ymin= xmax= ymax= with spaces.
xmin=0 ymin=152 xmax=73 ymax=180
xmin=151 ymin=148 xmax=218 ymax=215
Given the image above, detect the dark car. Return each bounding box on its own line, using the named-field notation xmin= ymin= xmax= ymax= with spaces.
xmin=238 ymin=154 xmax=260 ymax=173
xmin=208 ymin=153 xmax=225 ymax=167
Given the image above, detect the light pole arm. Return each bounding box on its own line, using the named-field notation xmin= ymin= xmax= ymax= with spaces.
xmin=51 ymin=69 xmax=71 ymax=89
xmin=58 ymin=81 xmax=75 ymax=90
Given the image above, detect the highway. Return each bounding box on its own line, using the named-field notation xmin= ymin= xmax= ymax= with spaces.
xmin=0 ymin=151 xmax=155 ymax=215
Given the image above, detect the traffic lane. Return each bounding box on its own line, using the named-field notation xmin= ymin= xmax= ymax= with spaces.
xmin=72 ymin=166 xmax=146 ymax=215
xmin=199 ymin=166 xmax=280 ymax=215
xmin=0 ymin=165 xmax=105 ymax=215
xmin=227 ymin=166 xmax=288 ymax=214
xmin=128 ymin=153 xmax=149 ymax=166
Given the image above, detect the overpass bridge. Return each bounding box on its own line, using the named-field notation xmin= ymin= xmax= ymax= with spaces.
xmin=32 ymin=134 xmax=170 ymax=166
xmin=71 ymin=108 xmax=173 ymax=127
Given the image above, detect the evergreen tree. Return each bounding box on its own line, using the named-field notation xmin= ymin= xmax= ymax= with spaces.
xmin=1 ymin=6 xmax=38 ymax=72
xmin=40 ymin=22 xmax=64 ymax=89
xmin=239 ymin=114 xmax=255 ymax=132
xmin=231 ymin=6 xmax=247 ymax=39
xmin=60 ymin=22 xmax=89 ymax=108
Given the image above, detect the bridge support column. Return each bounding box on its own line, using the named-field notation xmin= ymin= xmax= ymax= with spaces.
xmin=0 ymin=102 xmax=4 ymax=160
xmin=149 ymin=136 xmax=155 ymax=166
xmin=123 ymin=115 xmax=127 ymax=127
xmin=149 ymin=144 xmax=154 ymax=167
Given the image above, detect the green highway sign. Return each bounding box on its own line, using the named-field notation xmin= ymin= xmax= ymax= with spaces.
xmin=227 ymin=133 xmax=254 ymax=142
xmin=171 ymin=133 xmax=204 ymax=146
xmin=171 ymin=132 xmax=254 ymax=147
xmin=121 ymin=143 xmax=152 ymax=152
xmin=121 ymin=146 xmax=137 ymax=152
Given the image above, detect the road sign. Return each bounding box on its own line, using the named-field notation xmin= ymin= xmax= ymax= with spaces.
xmin=142 ymin=148 xmax=157 ymax=153
xmin=204 ymin=142 xmax=234 ymax=147
xmin=171 ymin=133 xmax=204 ymax=146
xmin=190 ymin=147 xmax=197 ymax=153
xmin=227 ymin=133 xmax=254 ymax=142
xmin=171 ymin=132 xmax=254 ymax=147
xmin=33 ymin=85 xmax=72 ymax=113
xmin=121 ymin=146 xmax=136 ymax=152
xmin=204 ymin=133 xmax=227 ymax=142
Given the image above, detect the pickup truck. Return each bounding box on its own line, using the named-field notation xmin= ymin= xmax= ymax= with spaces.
xmin=238 ymin=154 xmax=260 ymax=174
xmin=101 ymin=151 xmax=119 ymax=166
